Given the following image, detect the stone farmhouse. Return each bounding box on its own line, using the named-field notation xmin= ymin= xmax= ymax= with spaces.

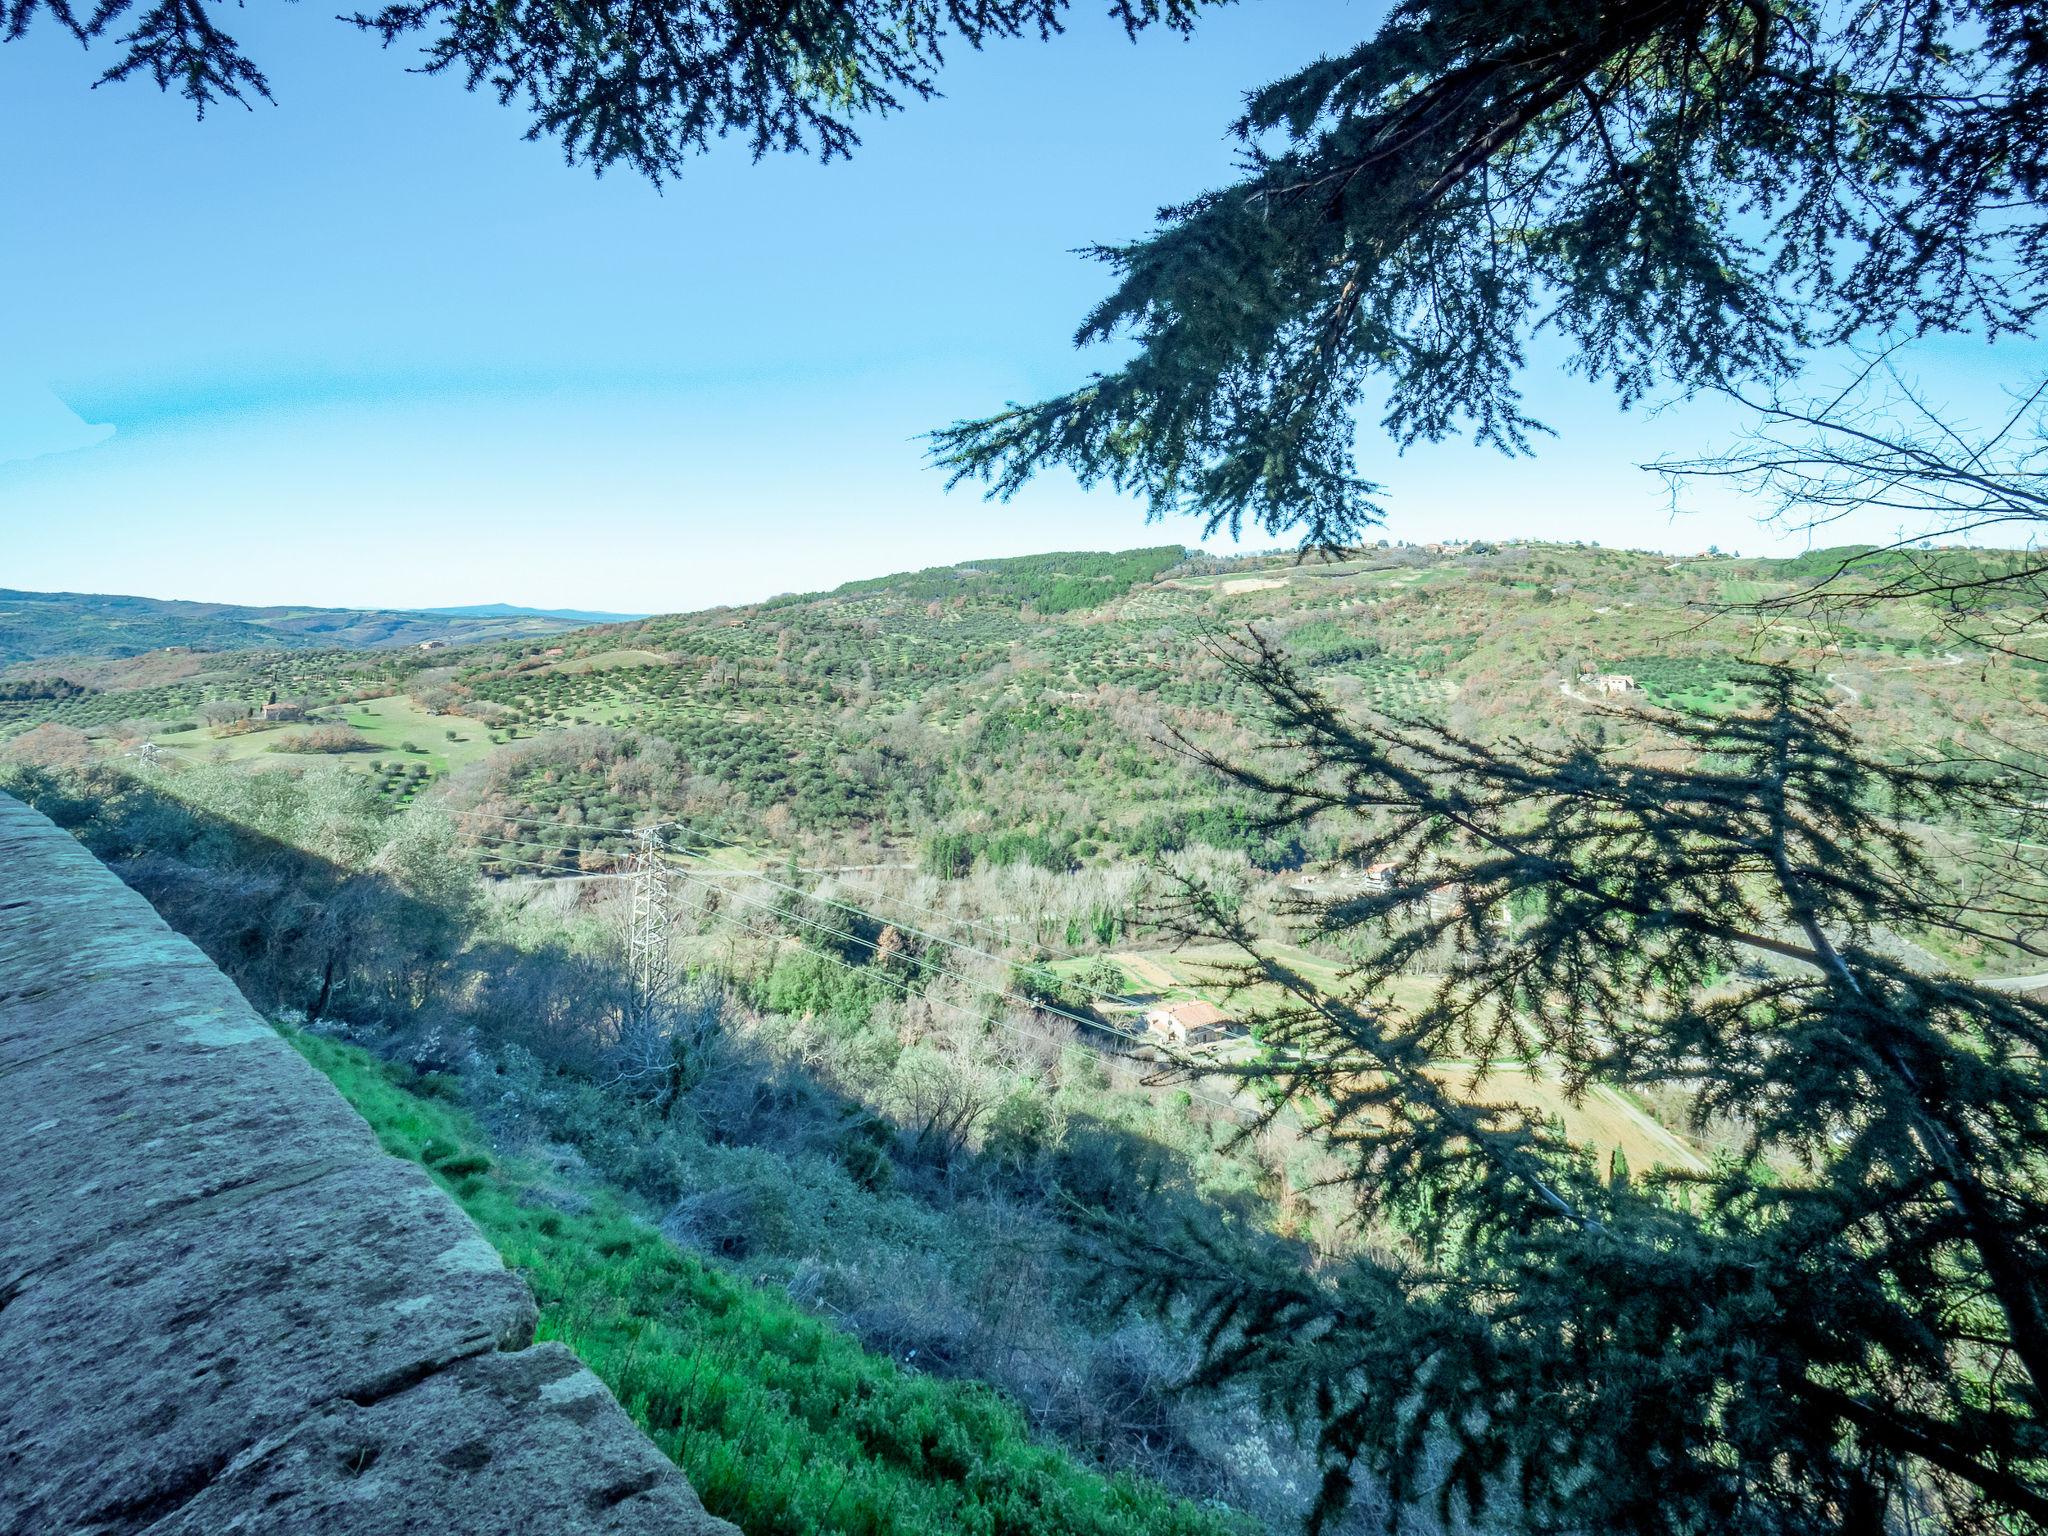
xmin=1142 ymin=1000 xmax=1234 ymax=1047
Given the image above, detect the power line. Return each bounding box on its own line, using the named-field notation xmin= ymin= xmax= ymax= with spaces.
xmin=466 ymin=831 xmax=1064 ymax=974
xmin=463 ymin=844 xmax=1169 ymax=1065
xmin=446 ymin=805 xmax=920 ymax=880
xmin=649 ymin=856 xmax=1257 ymax=1121
xmin=662 ymin=858 xmax=1067 ymax=1021
xmin=450 ymin=807 xmax=1133 ymax=1009
xmin=663 ymin=874 xmax=1260 ymax=1125
xmin=451 ymin=812 xmax=1245 ymax=1067
xmin=464 ymin=830 xmax=1257 ymax=1122
xmin=461 ymin=818 xmax=1302 ymax=1094
xmin=656 ymin=840 xmax=1141 ymax=1014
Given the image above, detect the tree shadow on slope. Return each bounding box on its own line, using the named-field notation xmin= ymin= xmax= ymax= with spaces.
xmin=2 ymin=764 xmax=1390 ymax=1532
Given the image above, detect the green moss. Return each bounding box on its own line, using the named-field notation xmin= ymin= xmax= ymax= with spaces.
xmin=283 ymin=1026 xmax=1241 ymax=1536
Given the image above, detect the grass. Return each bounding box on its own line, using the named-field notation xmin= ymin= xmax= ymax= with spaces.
xmin=154 ymin=694 xmax=501 ymax=778
xmin=1714 ymin=578 xmax=1780 ymax=606
xmin=283 ymin=1027 xmax=1244 ymax=1536
xmin=1073 ymin=946 xmax=1705 ymax=1171
xmin=335 ymin=696 xmax=501 ymax=774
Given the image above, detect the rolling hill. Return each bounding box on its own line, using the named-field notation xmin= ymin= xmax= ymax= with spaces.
xmin=418 ymin=602 xmax=650 ymax=624
xmin=8 ymin=541 xmax=2041 ymax=866
xmin=0 ymin=588 xmax=603 ymax=667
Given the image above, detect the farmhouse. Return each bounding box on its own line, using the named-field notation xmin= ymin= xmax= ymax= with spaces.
xmin=418 ymin=638 xmax=450 ymax=652
xmin=1362 ymin=860 xmax=1401 ymax=890
xmin=1583 ymin=672 xmax=1638 ymax=695
xmin=1142 ymin=1000 xmax=1233 ymax=1046
xmin=258 ymin=701 xmax=305 ymax=722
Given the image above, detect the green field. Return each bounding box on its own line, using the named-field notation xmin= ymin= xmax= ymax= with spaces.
xmin=1714 ymin=578 xmax=1782 ymax=605
xmin=337 ymin=696 xmax=501 ymax=772
xmin=152 ymin=694 xmax=502 ymax=782
xmin=1059 ymin=944 xmax=1705 ymax=1170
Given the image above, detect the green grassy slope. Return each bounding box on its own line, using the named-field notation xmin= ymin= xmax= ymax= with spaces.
xmin=286 ymin=1027 xmax=1243 ymax=1536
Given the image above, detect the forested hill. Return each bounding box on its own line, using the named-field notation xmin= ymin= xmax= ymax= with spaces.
xmin=0 ymin=551 xmax=1189 ymax=669
xmin=6 ymin=541 xmax=2042 ymax=877
xmin=0 ymin=588 xmax=596 ymax=666
xmin=759 ymin=547 xmax=1194 ymax=616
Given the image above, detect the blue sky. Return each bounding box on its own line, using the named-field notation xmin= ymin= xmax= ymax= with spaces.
xmin=0 ymin=1 xmax=2030 ymax=612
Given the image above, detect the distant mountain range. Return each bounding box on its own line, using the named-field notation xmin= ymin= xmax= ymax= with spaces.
xmin=417 ymin=603 xmax=649 ymax=624
xmin=0 ymin=589 xmax=610 ymax=668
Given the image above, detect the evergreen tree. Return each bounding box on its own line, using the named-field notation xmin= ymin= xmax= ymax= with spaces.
xmin=1105 ymin=636 xmax=2048 ymax=1531
xmin=3 ymin=0 xmax=1201 ymax=174
xmin=938 ymin=0 xmax=2048 ymax=548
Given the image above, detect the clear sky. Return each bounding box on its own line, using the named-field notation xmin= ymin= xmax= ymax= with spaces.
xmin=0 ymin=1 xmax=2031 ymax=612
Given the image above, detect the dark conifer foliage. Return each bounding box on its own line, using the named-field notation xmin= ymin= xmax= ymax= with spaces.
xmin=1108 ymin=633 xmax=2048 ymax=1531
xmin=937 ymin=0 xmax=2048 ymax=546
xmin=4 ymin=0 xmax=1202 ymax=168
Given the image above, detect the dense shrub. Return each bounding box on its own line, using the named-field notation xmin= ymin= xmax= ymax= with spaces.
xmin=271 ymin=724 xmax=374 ymax=753
xmin=1126 ymin=802 xmax=1306 ymax=870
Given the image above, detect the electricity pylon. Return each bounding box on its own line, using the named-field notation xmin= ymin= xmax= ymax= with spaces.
xmin=625 ymin=822 xmax=676 ymax=1009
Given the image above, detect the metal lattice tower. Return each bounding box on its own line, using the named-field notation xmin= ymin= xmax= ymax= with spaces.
xmin=625 ymin=823 xmax=676 ymax=1004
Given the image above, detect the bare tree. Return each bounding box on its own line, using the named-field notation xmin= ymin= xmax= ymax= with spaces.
xmin=1659 ymin=349 xmax=2048 ymax=660
xmin=606 ymin=986 xmax=726 ymax=1116
xmin=889 ymin=1044 xmax=998 ymax=1168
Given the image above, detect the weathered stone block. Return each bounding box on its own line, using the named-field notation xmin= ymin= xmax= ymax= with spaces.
xmin=1 ymin=791 xmax=735 ymax=1536
xmin=0 ymin=1159 xmax=538 ymax=1535
xmin=1 ymin=1004 xmax=383 ymax=1287
xmin=142 ymin=1343 xmax=737 ymax=1535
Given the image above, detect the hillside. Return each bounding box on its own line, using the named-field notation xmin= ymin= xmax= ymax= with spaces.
xmin=0 ymin=587 xmax=600 ymax=667
xmin=6 ymin=538 xmax=2045 ymax=1533
xmin=8 ymin=541 xmax=2044 ymax=852
xmin=8 ymin=536 xmax=2043 ymax=983
xmin=441 ymin=540 xmax=2047 ymax=866
xmin=420 ymin=603 xmax=651 ymax=623
xmin=4 ymin=535 xmax=2043 ymax=988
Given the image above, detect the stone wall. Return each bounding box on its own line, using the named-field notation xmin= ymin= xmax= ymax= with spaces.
xmin=0 ymin=792 xmax=736 ymax=1536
